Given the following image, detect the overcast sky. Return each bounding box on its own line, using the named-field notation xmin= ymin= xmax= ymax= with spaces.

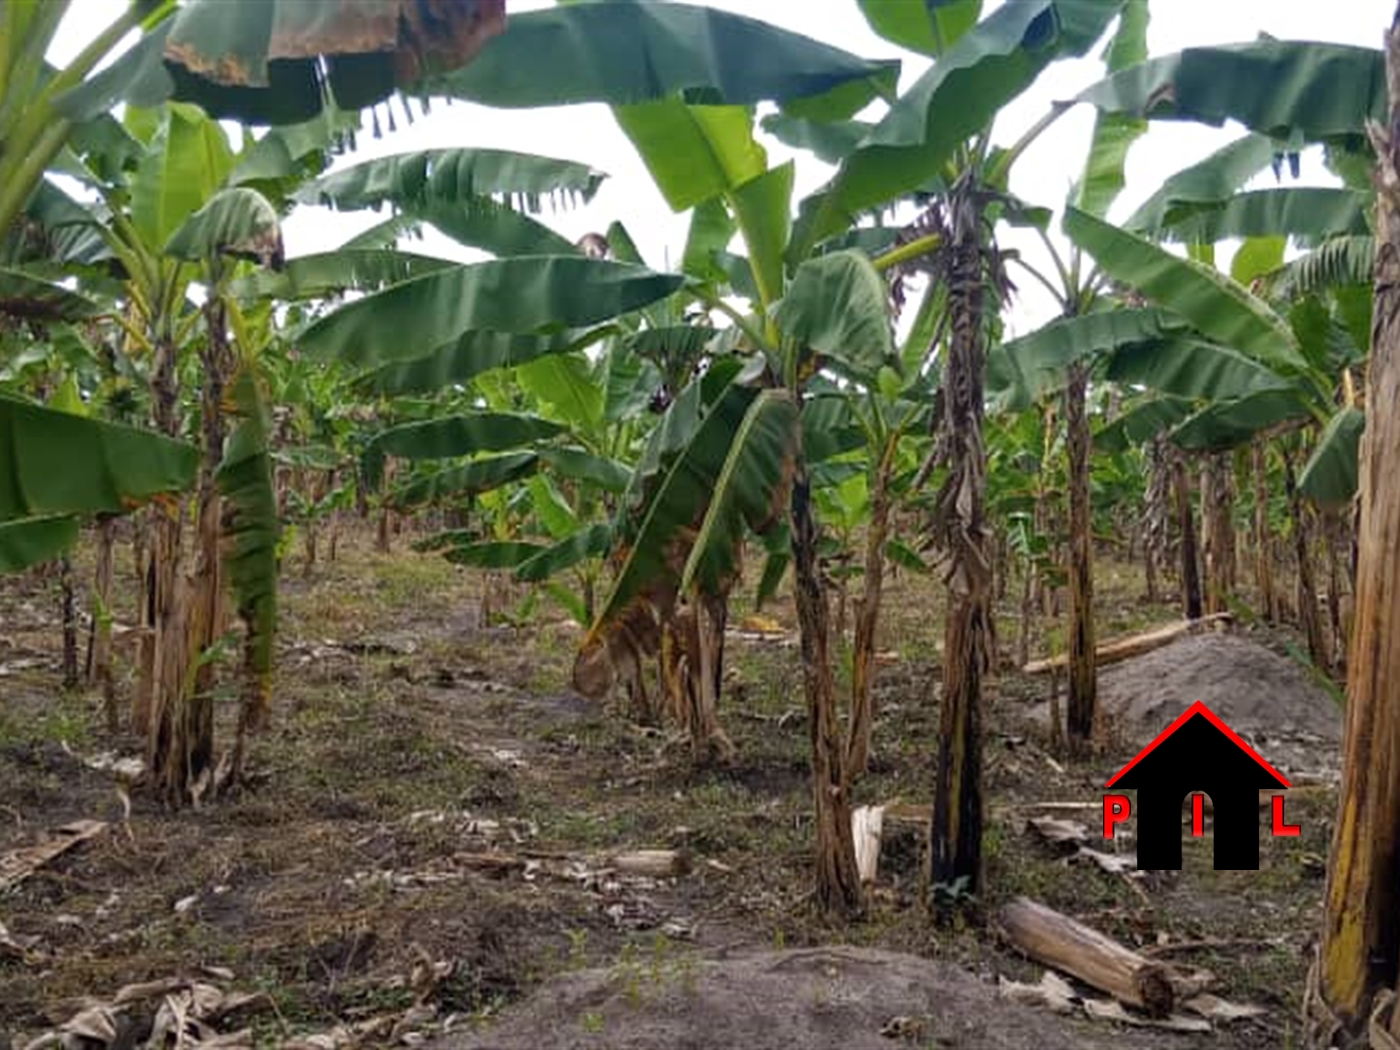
xmin=52 ymin=0 xmax=1395 ymax=335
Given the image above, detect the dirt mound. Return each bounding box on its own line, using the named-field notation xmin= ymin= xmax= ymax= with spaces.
xmin=1095 ymin=632 xmax=1342 ymax=777
xmin=434 ymin=946 xmax=1119 ymax=1050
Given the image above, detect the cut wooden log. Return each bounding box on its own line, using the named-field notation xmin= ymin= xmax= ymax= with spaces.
xmin=1022 ymin=613 xmax=1232 ymax=675
xmin=457 ymin=848 xmax=692 ymax=880
xmin=605 ymin=849 xmax=692 ymax=878
xmin=999 ymin=897 xmax=1176 ymax=1017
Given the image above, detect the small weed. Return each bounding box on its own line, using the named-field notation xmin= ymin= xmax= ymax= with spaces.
xmin=580 ymin=1010 xmax=605 ymax=1034
xmin=566 ymin=928 xmax=589 ymax=970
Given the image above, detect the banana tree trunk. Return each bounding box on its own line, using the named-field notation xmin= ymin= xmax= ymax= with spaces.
xmin=1252 ymin=442 xmax=1277 ymax=622
xmin=1064 ymin=360 xmax=1096 ymax=747
xmin=151 ymin=299 xmax=233 ymax=804
xmin=789 ymin=457 xmax=863 ymax=919
xmin=931 ymin=226 xmax=992 ymax=904
xmin=846 ymin=435 xmax=896 ymax=780
xmin=1016 ymin=557 xmax=1035 ymax=668
xmin=135 ymin=337 xmax=184 ymax=739
xmin=1171 ymin=450 xmax=1203 ymax=620
xmin=60 ymin=554 xmax=78 ymax=690
xmin=87 ymin=518 xmax=117 ymax=732
xmin=1320 ymin=11 xmax=1400 ymax=1025
xmin=1201 ymin=453 xmax=1236 ymax=614
xmin=1323 ymin=508 xmax=1349 ymax=674
xmin=1143 ymin=435 xmax=1171 ymax=602
xmin=1283 ymin=450 xmax=1327 ymax=669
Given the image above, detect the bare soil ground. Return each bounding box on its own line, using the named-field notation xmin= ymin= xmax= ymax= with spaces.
xmin=0 ymin=528 xmax=1341 ymax=1049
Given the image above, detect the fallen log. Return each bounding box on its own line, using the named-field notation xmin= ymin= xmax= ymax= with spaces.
xmin=456 ymin=848 xmax=692 ymax=880
xmin=999 ymin=897 xmax=1176 ymax=1017
xmin=606 ymin=849 xmax=691 ymax=878
xmin=1022 ymin=613 xmax=1232 ymax=675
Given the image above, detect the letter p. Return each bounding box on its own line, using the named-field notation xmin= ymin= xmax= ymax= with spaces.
xmin=1103 ymin=794 xmax=1131 ymax=839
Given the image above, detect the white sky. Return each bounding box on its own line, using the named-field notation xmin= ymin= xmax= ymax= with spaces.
xmin=52 ymin=0 xmax=1395 ymax=334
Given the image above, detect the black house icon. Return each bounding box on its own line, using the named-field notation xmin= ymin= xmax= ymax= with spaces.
xmin=1106 ymin=701 xmax=1290 ymax=870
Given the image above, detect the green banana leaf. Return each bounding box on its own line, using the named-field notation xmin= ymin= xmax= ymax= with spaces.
xmin=1079 ymin=40 xmax=1384 ymax=142
xmin=297 ymin=148 xmax=604 ymax=214
xmin=615 ymin=100 xmax=767 ymax=212
xmin=857 ymin=0 xmax=983 ymax=57
xmin=1171 ymin=389 xmax=1313 ymax=450
xmin=392 ymin=453 xmax=541 ymax=509
xmin=602 ymin=346 xmax=665 ymax=424
xmin=216 ymin=367 xmax=279 ymax=678
xmin=443 ymin=541 xmax=546 ymax=570
xmin=1096 ymin=396 xmax=1194 ymax=451
xmin=1107 ymin=338 xmax=1290 ymax=401
xmin=517 ymin=354 xmax=603 ymax=431
xmin=369 ymin=413 xmax=566 ymax=464
xmin=23 ymin=182 xmax=111 ymax=267
xmin=988 ymin=307 xmax=1185 ymax=411
xmin=1074 ymin=0 xmax=1149 ymax=220
xmin=681 ymin=198 xmax=737 ymax=283
xmin=1300 ymin=405 xmax=1364 ymax=506
xmin=227 ymin=106 xmax=359 ymax=189
xmin=776 ymin=249 xmax=895 ymax=381
xmin=538 ymin=449 xmax=631 ymax=495
xmin=760 ymin=115 xmax=872 ymax=165
xmin=517 ymin=523 xmax=614 ymax=583
xmin=681 ymin=390 xmax=800 ymax=595
xmin=130 ymin=103 xmax=236 ymax=250
xmin=625 ymin=325 xmax=720 ymax=369
xmin=299 ymin=257 xmax=684 ymax=367
xmin=1149 ymin=188 xmax=1372 ymax=248
xmin=235 ymin=249 xmax=459 ymax=302
xmin=1266 ymin=235 xmax=1375 ymax=298
xmin=0 ymin=515 xmax=81 ymax=573
xmin=1232 ymin=237 xmax=1287 ymax=286
xmin=592 ymin=381 xmax=761 ymax=638
xmin=165 ymin=186 xmax=283 ymax=265
xmin=802 ymin=395 xmax=867 ymax=464
xmin=0 ymin=268 xmax=105 ymax=323
xmin=0 ymin=398 xmax=198 ymax=520
xmin=1125 ymin=133 xmax=1279 ymax=234
xmin=793 ymin=0 xmax=1124 ymax=253
xmin=412 ymin=200 xmax=578 ymax=258
xmin=432 ymin=3 xmax=898 ymax=109
xmin=730 ymin=163 xmax=796 ymax=310
xmin=1064 ymin=207 xmax=1304 ymax=373
xmin=354 ymin=330 xmax=588 ymax=396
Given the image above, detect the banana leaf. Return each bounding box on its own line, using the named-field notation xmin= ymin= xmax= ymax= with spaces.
xmin=1064 ymin=207 xmax=1304 ymax=374
xmin=216 ymin=367 xmax=279 ymax=677
xmin=299 ymin=257 xmax=684 ymax=367
xmin=1300 ymin=406 xmax=1364 ymax=506
xmin=0 ymin=398 xmax=198 ymax=519
xmin=0 ymin=515 xmax=81 ymax=573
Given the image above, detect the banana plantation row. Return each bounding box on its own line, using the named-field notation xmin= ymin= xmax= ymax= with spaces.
xmin=2 ymin=0 xmax=1397 ymax=1039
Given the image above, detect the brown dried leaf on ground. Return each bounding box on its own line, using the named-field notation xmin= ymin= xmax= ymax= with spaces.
xmin=0 ymin=820 xmax=106 ymax=892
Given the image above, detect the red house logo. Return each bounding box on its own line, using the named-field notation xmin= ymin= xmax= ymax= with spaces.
xmin=1102 ymin=701 xmax=1300 ymax=870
